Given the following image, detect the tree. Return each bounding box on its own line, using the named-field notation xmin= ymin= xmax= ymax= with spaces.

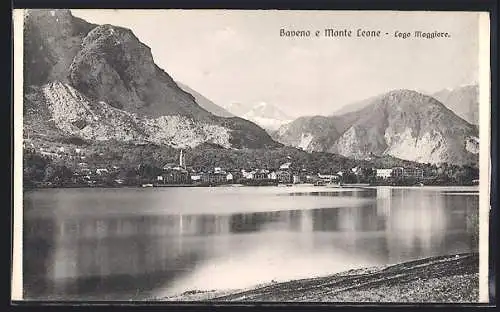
xmin=55 ymin=164 xmax=73 ymax=183
xmin=43 ymin=164 xmax=56 ymax=182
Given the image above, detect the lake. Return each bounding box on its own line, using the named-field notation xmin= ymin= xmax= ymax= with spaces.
xmin=22 ymin=185 xmax=479 ymax=300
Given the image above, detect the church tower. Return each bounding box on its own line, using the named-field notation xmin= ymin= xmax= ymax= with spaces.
xmin=179 ymin=150 xmax=185 ymax=169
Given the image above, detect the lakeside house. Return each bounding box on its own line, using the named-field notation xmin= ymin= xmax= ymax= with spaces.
xmin=276 ymin=162 xmax=295 ymax=184
xmin=160 ymin=168 xmax=190 ymax=184
xmin=276 ymin=170 xmax=293 ymax=184
xmin=191 ymin=174 xmax=201 ymax=182
xmin=375 ymin=167 xmax=425 ymax=180
xmin=254 ymin=169 xmax=268 ymax=180
xmin=376 ymin=169 xmax=393 ymax=179
xmin=317 ymin=173 xmax=340 ymax=182
xmin=230 ymin=170 xmax=243 ymax=182
xmin=96 ymin=168 xmax=109 ymax=175
xmin=401 ymin=167 xmax=424 ymax=179
xmin=201 ymin=171 xmax=227 ymax=184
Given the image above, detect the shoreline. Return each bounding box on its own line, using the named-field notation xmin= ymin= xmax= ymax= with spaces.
xmin=159 ymin=253 xmax=479 ymax=303
xmin=23 ymin=183 xmax=479 ymax=190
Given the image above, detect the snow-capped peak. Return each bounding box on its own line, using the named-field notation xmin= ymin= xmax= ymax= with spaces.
xmin=225 ymin=101 xmax=293 ymax=132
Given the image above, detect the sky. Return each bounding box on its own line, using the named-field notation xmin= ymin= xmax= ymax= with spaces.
xmin=71 ymin=10 xmax=481 ymax=117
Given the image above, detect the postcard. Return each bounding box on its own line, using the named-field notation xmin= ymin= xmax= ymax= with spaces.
xmin=12 ymin=9 xmax=492 ymax=303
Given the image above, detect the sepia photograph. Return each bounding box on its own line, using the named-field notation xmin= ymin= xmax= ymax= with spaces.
xmin=12 ymin=8 xmax=492 ymax=303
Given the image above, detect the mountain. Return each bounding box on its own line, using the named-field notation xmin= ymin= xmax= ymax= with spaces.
xmin=274 ymin=90 xmax=479 ymax=165
xmin=176 ymin=82 xmax=235 ymax=118
xmin=23 ymin=9 xmax=97 ymax=86
xmin=272 ymin=111 xmax=359 ymax=152
xmin=23 ymin=9 xmax=280 ymax=149
xmin=225 ymin=102 xmax=293 ymax=132
xmin=431 ymin=85 xmax=479 ymax=125
xmin=332 ymin=85 xmax=480 ymax=127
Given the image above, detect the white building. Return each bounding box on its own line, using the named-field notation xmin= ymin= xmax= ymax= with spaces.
xmin=242 ymin=170 xmax=254 ymax=180
xmin=376 ymin=168 xmax=393 ymax=179
xmin=96 ymin=168 xmax=109 ymax=175
xmin=191 ymin=175 xmax=201 ymax=181
xmin=351 ymin=167 xmax=361 ymax=174
xmin=279 ymin=162 xmax=292 ymax=170
xmin=318 ymin=173 xmax=338 ymax=181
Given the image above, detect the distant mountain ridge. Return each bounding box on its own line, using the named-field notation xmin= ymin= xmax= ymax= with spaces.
xmin=225 ymin=102 xmax=293 ymax=132
xmin=176 ymin=82 xmax=235 ymax=118
xmin=274 ymin=89 xmax=479 ymax=165
xmin=332 ymin=84 xmax=479 ymax=126
xmin=431 ymin=84 xmax=479 ymax=125
xmin=23 ymin=9 xmax=280 ymax=149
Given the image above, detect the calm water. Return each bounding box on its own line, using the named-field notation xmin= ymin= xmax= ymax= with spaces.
xmin=23 ymin=186 xmax=479 ymax=300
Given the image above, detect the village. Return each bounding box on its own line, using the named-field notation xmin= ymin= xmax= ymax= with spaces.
xmin=147 ymin=150 xmax=428 ymax=187
xmin=23 ymin=139 xmax=478 ymax=188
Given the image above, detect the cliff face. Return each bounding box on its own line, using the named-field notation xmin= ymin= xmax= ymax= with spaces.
xmin=67 ymin=24 xmax=211 ymax=119
xmin=23 ymin=9 xmax=96 ymax=86
xmin=275 ymin=90 xmax=479 ymax=165
xmin=273 ymin=116 xmax=342 ymax=152
xmin=25 ymin=81 xmax=233 ymax=148
xmin=23 ymin=9 xmax=279 ymax=149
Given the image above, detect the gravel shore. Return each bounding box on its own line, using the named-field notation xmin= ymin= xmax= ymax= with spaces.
xmin=161 ymin=253 xmax=479 ymax=303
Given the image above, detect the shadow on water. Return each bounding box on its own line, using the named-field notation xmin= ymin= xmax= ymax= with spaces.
xmin=22 ymin=187 xmax=478 ymax=300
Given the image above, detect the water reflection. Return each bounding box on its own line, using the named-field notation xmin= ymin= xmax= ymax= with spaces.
xmin=22 ymin=186 xmax=479 ymax=300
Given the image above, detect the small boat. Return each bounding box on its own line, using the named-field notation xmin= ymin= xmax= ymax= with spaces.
xmin=141 ymin=183 xmax=154 ymax=187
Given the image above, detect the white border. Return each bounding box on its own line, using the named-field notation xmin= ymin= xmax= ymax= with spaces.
xmin=478 ymin=11 xmax=491 ymax=304
xmin=11 ymin=9 xmax=492 ymax=303
xmin=11 ymin=9 xmax=24 ymax=301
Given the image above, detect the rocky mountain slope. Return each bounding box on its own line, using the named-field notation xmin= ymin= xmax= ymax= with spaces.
xmin=23 ymin=9 xmax=279 ymax=149
xmin=25 ymin=81 xmax=236 ymax=148
xmin=225 ymin=102 xmax=293 ymax=132
xmin=274 ymin=90 xmax=479 ymax=165
xmin=272 ymin=110 xmax=360 ymax=152
xmin=176 ymin=82 xmax=235 ymax=118
xmin=332 ymin=85 xmax=480 ymax=126
xmin=23 ymin=9 xmax=96 ymax=86
xmin=432 ymin=85 xmax=479 ymax=125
